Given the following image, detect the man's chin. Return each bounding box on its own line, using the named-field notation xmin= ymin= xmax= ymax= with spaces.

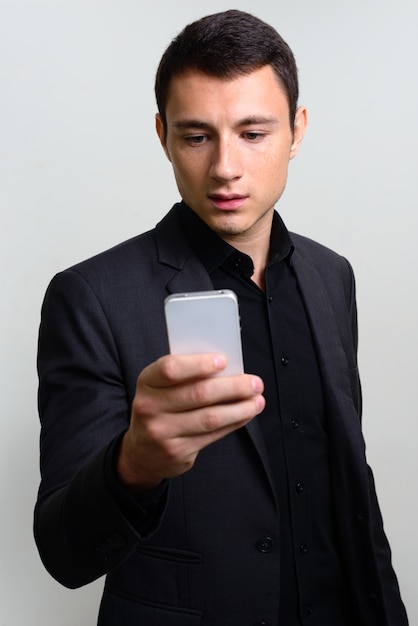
xmin=206 ymin=217 xmax=248 ymax=239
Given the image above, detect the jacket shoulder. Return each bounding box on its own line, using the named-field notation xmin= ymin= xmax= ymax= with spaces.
xmin=290 ymin=232 xmax=354 ymax=285
xmin=67 ymin=228 xmax=158 ymax=278
xmin=61 ymin=204 xmax=187 ymax=285
xmin=291 ymin=231 xmax=348 ymax=265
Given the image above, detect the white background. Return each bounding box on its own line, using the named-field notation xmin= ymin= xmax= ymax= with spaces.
xmin=1 ymin=0 xmax=417 ymax=623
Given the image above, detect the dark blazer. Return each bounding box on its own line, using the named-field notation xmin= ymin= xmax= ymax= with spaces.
xmin=35 ymin=204 xmax=408 ymax=625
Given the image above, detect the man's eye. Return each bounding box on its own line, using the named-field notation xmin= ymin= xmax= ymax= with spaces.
xmin=186 ymin=135 xmax=207 ymax=145
xmin=245 ymin=132 xmax=264 ymax=141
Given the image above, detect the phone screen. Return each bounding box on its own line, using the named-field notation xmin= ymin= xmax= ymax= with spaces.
xmin=164 ymin=290 xmax=243 ymax=376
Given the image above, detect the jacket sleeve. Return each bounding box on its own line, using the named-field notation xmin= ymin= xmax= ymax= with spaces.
xmin=347 ymin=262 xmax=408 ymax=625
xmin=34 ymin=270 xmax=167 ymax=588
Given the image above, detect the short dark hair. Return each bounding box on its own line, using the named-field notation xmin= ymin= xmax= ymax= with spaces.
xmin=155 ymin=10 xmax=299 ymax=134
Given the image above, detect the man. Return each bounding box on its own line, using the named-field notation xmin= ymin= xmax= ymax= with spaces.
xmin=34 ymin=10 xmax=408 ymax=625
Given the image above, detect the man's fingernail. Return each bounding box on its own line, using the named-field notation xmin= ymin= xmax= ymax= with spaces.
xmin=252 ymin=376 xmax=263 ymax=393
xmin=213 ymin=355 xmax=227 ymax=369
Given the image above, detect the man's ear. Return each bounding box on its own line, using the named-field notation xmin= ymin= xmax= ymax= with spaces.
xmin=155 ymin=114 xmax=171 ymax=162
xmin=289 ymin=106 xmax=308 ymax=160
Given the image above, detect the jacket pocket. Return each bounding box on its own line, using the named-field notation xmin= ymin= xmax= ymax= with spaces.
xmin=103 ymin=543 xmax=204 ymax=619
xmin=135 ymin=543 xmax=202 ymax=565
xmin=98 ymin=588 xmax=202 ymax=626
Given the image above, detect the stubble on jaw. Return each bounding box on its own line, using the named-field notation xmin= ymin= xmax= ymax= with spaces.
xmin=207 ymin=205 xmax=276 ymax=252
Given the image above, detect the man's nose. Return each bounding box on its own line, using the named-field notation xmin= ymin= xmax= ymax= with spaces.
xmin=209 ymin=139 xmax=243 ymax=182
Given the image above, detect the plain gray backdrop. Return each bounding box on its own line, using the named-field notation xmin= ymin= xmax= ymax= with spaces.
xmin=1 ymin=0 xmax=416 ymax=623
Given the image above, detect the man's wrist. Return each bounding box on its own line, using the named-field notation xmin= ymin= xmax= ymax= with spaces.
xmin=116 ymin=431 xmax=163 ymax=495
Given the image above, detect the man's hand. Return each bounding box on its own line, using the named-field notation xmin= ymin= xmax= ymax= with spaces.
xmin=117 ymin=353 xmax=265 ymax=493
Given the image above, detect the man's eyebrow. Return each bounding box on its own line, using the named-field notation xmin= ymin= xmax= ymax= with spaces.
xmin=171 ymin=116 xmax=279 ymax=130
xmin=171 ymin=120 xmax=211 ymax=131
xmin=236 ymin=116 xmax=279 ymax=126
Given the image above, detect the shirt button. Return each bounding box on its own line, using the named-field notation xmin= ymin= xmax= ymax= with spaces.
xmin=256 ymin=536 xmax=273 ymax=553
xmin=292 ymin=419 xmax=300 ymax=429
xmin=281 ymin=356 xmax=289 ymax=366
xmin=267 ymin=296 xmax=273 ymax=303
xmin=299 ymin=543 xmax=309 ymax=554
xmin=296 ymin=481 xmax=305 ymax=493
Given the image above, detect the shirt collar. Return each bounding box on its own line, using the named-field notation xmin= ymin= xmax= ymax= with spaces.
xmin=177 ymin=201 xmax=294 ymax=276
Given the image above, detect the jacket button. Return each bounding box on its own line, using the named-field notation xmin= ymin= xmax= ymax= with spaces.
xmin=299 ymin=543 xmax=309 ymax=554
xmin=296 ymin=481 xmax=305 ymax=493
xmin=256 ymin=537 xmax=273 ymax=553
xmin=281 ymin=356 xmax=289 ymax=366
xmin=292 ymin=419 xmax=299 ymax=429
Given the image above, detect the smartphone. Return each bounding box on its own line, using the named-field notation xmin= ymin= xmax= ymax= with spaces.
xmin=164 ymin=289 xmax=243 ymax=376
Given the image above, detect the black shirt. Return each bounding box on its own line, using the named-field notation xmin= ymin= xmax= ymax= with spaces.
xmin=179 ymin=203 xmax=353 ymax=626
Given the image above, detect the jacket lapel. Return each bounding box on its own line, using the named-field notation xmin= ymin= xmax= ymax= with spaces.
xmin=290 ymin=249 xmax=366 ymax=453
xmin=291 ymin=250 xmax=352 ymax=384
xmin=155 ymin=205 xmax=214 ymax=294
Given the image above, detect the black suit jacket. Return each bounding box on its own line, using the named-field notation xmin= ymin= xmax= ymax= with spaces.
xmin=35 ymin=204 xmax=408 ymax=625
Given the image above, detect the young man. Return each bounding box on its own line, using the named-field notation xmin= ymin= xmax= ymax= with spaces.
xmin=35 ymin=10 xmax=408 ymax=625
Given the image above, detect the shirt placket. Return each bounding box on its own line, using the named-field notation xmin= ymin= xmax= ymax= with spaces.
xmin=265 ymin=272 xmax=315 ymax=624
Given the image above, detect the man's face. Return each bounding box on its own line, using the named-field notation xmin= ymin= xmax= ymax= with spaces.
xmin=156 ymin=65 xmax=306 ymax=247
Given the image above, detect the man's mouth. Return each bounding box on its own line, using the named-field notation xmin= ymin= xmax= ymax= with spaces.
xmin=208 ymin=194 xmax=247 ymax=210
